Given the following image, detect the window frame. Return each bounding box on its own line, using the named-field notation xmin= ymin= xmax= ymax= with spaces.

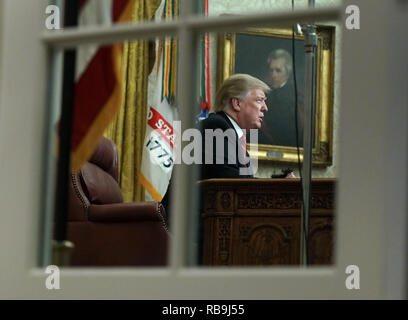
xmin=0 ymin=0 xmax=406 ymax=299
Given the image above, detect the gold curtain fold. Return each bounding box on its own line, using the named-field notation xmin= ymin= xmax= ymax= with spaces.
xmin=104 ymin=0 xmax=161 ymax=202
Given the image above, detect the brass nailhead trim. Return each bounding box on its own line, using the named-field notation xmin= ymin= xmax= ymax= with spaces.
xmin=71 ymin=174 xmax=89 ymax=217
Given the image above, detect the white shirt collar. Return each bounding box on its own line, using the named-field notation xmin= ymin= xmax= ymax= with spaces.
xmin=225 ymin=113 xmax=243 ymax=139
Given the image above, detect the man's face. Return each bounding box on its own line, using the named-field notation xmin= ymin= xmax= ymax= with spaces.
xmin=269 ymin=58 xmax=289 ymax=89
xmin=236 ymin=88 xmax=268 ymax=130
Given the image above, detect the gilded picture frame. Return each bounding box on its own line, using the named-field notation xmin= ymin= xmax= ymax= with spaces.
xmin=217 ymin=26 xmax=335 ymax=166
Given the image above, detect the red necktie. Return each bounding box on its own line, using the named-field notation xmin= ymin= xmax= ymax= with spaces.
xmin=240 ymin=135 xmax=247 ymax=162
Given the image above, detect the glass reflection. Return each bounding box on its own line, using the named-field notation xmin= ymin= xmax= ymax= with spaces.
xmin=47 ymin=40 xmax=175 ymax=267
xmin=44 ymin=0 xmax=339 ymax=269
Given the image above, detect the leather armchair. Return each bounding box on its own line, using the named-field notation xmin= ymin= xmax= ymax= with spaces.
xmin=67 ymin=136 xmax=169 ymax=266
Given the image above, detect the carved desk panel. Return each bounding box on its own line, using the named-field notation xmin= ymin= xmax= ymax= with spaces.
xmin=199 ymin=179 xmax=335 ymax=266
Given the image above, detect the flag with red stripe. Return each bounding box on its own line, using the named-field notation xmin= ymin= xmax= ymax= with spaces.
xmin=198 ymin=0 xmax=211 ymax=121
xmin=71 ymin=0 xmax=135 ymax=172
xmin=139 ymin=0 xmax=178 ymax=201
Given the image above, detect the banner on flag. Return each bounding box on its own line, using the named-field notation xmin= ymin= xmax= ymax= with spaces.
xmin=139 ymin=0 xmax=178 ymax=201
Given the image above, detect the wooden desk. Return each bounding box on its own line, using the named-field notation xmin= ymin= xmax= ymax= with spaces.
xmin=199 ymin=178 xmax=335 ymax=266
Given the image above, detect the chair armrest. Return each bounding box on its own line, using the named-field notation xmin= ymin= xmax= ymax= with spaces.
xmin=87 ymin=201 xmax=167 ymax=225
xmin=68 ymin=201 xmax=169 ymax=266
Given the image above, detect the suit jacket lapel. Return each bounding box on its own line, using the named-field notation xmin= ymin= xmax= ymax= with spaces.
xmin=217 ymin=111 xmax=234 ymax=130
xmin=217 ymin=111 xmax=252 ymax=171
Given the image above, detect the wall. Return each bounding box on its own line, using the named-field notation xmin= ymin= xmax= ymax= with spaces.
xmin=208 ymin=0 xmax=342 ymax=178
xmin=0 ymin=0 xmax=4 ymax=117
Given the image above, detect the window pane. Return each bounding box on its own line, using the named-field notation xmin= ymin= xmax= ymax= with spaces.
xmin=43 ymin=4 xmax=341 ymax=270
xmin=43 ymin=37 xmax=179 ymax=267
xmin=187 ymin=27 xmax=338 ymax=267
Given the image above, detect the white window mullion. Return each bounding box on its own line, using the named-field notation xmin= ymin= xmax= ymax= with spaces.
xmin=9 ymin=0 xmax=408 ymax=300
xmin=169 ymin=0 xmax=196 ymax=270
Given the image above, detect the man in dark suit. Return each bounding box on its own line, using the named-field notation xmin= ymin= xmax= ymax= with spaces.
xmin=161 ymin=74 xmax=269 ymax=226
xmin=162 ymin=74 xmax=295 ymax=263
xmin=259 ymin=49 xmax=303 ymax=147
xmin=199 ymin=73 xmax=270 ymax=180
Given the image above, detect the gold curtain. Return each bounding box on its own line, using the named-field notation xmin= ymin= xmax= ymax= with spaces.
xmin=104 ymin=0 xmax=161 ymax=202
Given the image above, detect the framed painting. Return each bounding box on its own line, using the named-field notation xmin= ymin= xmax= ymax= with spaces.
xmin=217 ymin=25 xmax=335 ymax=166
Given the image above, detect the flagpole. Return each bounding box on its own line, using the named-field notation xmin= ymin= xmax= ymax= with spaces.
xmin=52 ymin=0 xmax=80 ymax=266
